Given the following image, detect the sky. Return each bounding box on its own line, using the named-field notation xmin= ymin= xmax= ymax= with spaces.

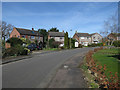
xmin=2 ymin=2 xmax=118 ymax=37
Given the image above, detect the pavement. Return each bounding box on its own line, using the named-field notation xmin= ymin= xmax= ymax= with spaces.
xmin=2 ymin=47 xmax=95 ymax=88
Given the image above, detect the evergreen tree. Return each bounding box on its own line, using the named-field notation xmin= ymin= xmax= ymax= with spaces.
xmin=64 ymin=32 xmax=69 ymax=48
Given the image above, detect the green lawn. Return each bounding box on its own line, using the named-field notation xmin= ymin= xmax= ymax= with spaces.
xmin=93 ymin=48 xmax=120 ymax=78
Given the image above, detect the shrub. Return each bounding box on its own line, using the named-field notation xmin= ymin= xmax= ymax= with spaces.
xmin=2 ymin=44 xmax=28 ymax=58
xmin=60 ymin=46 xmax=64 ymax=49
xmin=88 ymin=43 xmax=103 ymax=47
xmin=35 ymin=39 xmax=38 ymax=45
xmin=20 ymin=38 xmax=31 ymax=45
xmin=71 ymin=38 xmax=76 ymax=48
xmin=113 ymin=40 xmax=120 ymax=47
xmin=6 ymin=37 xmax=23 ymax=47
xmin=78 ymin=44 xmax=83 ymax=48
xmin=2 ymin=40 xmax=5 ymax=54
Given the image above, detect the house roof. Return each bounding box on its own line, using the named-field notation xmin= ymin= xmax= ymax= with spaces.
xmin=15 ymin=28 xmax=42 ymax=36
xmin=108 ymin=33 xmax=120 ymax=37
xmin=75 ymin=32 xmax=102 ymax=37
xmin=76 ymin=33 xmax=90 ymax=37
xmin=48 ymin=32 xmax=64 ymax=37
xmin=90 ymin=33 xmax=102 ymax=37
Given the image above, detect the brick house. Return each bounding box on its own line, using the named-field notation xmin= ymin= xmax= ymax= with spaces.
xmin=90 ymin=33 xmax=103 ymax=44
xmin=48 ymin=32 xmax=65 ymax=45
xmin=73 ymin=32 xmax=102 ymax=46
xmin=10 ymin=27 xmax=43 ymax=43
xmin=107 ymin=33 xmax=120 ymax=41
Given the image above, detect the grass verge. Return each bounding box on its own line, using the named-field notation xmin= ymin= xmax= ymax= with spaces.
xmin=80 ymin=57 xmax=99 ymax=88
xmin=93 ymin=48 xmax=120 ymax=78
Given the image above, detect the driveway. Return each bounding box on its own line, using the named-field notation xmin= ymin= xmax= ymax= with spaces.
xmin=3 ymin=47 xmax=94 ymax=88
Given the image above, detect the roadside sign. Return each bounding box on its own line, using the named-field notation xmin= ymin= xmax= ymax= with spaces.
xmin=75 ymin=42 xmax=78 ymax=47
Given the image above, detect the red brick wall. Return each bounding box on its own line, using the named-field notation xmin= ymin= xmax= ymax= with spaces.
xmin=10 ymin=28 xmax=20 ymax=38
xmin=73 ymin=33 xmax=79 ymax=42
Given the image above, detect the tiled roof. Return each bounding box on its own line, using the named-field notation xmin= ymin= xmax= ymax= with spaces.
xmin=109 ymin=33 xmax=120 ymax=37
xmin=76 ymin=33 xmax=90 ymax=37
xmin=15 ymin=28 xmax=42 ymax=36
xmin=48 ymin=32 xmax=64 ymax=37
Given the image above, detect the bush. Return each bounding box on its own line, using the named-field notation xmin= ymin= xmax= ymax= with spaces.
xmin=6 ymin=37 xmax=23 ymax=47
xmin=20 ymin=38 xmax=31 ymax=46
xmin=2 ymin=40 xmax=5 ymax=54
xmin=88 ymin=43 xmax=103 ymax=47
xmin=78 ymin=44 xmax=83 ymax=48
xmin=2 ymin=44 xmax=28 ymax=58
xmin=49 ymin=38 xmax=55 ymax=48
xmin=113 ymin=40 xmax=120 ymax=47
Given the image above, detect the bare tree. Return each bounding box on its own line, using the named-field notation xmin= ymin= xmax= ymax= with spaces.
xmin=2 ymin=21 xmax=14 ymax=41
xmin=100 ymin=11 xmax=118 ymax=45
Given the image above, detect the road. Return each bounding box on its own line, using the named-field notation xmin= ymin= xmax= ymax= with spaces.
xmin=3 ymin=47 xmax=94 ymax=88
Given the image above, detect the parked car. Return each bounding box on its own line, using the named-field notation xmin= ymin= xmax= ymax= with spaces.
xmin=27 ymin=43 xmax=37 ymax=51
xmin=27 ymin=43 xmax=42 ymax=51
xmin=37 ymin=45 xmax=42 ymax=50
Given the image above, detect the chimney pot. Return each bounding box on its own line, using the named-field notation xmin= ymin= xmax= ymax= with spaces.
xmin=32 ymin=28 xmax=34 ymax=31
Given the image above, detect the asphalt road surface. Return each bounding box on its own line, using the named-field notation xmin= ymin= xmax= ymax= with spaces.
xmin=3 ymin=47 xmax=94 ymax=88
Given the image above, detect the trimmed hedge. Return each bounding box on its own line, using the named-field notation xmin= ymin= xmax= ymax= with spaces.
xmin=113 ymin=40 xmax=120 ymax=47
xmin=88 ymin=43 xmax=103 ymax=47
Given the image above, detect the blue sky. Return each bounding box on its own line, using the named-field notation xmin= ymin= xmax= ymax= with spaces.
xmin=2 ymin=2 xmax=118 ymax=36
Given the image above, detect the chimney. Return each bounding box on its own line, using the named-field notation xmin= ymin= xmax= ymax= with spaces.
xmin=63 ymin=30 xmax=64 ymax=32
xmin=32 ymin=28 xmax=34 ymax=31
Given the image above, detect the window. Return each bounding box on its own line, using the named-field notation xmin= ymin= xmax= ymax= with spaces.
xmin=81 ymin=37 xmax=85 ymax=39
xmin=22 ymin=35 xmax=25 ymax=38
xmin=60 ymin=37 xmax=63 ymax=39
xmin=98 ymin=37 xmax=100 ymax=39
xmin=31 ymin=36 xmax=35 ymax=39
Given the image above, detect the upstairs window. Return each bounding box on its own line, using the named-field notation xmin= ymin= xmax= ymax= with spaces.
xmin=22 ymin=35 xmax=25 ymax=38
xmin=31 ymin=36 xmax=35 ymax=39
xmin=81 ymin=37 xmax=85 ymax=39
xmin=60 ymin=37 xmax=63 ymax=39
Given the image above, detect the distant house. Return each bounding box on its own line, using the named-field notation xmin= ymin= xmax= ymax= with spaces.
xmin=90 ymin=33 xmax=103 ymax=44
xmin=73 ymin=33 xmax=91 ymax=46
xmin=48 ymin=31 xmax=65 ymax=45
xmin=107 ymin=33 xmax=120 ymax=41
xmin=73 ymin=32 xmax=102 ymax=46
xmin=10 ymin=27 xmax=43 ymax=43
